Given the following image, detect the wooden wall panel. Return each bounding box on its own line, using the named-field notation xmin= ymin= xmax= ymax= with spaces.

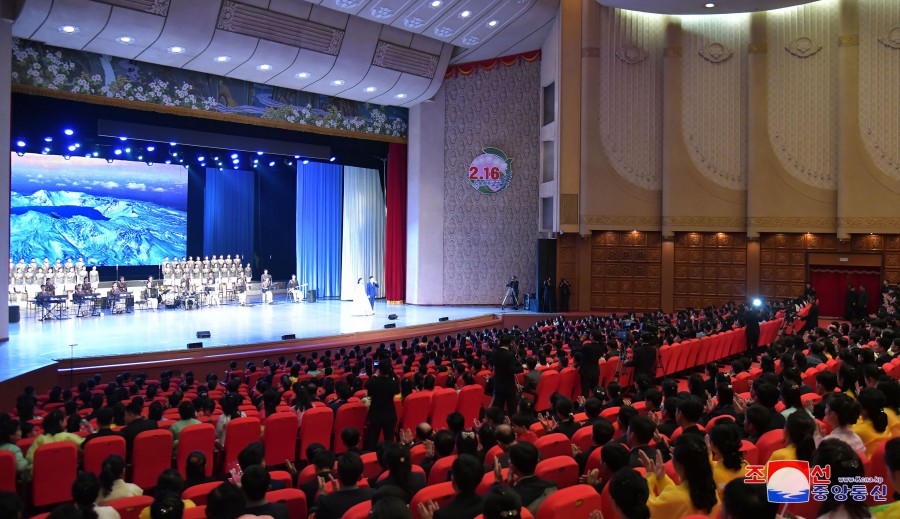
xmin=851 ymin=234 xmax=900 ymax=285
xmin=759 ymin=233 xmax=840 ymax=299
xmin=590 ymin=231 xmax=661 ymax=311
xmin=673 ymin=232 xmax=747 ymax=309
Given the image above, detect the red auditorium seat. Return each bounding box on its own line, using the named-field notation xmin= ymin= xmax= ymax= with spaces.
xmin=32 ymin=442 xmax=78 ymax=508
xmin=535 ymin=456 xmax=579 ymax=489
xmin=557 ymin=367 xmax=579 ymax=401
xmin=533 ymin=370 xmax=560 ymax=412
xmin=473 ymin=509 xmax=534 ymax=519
xmin=263 ymin=412 xmax=298 ymax=466
xmin=428 ymin=388 xmax=458 ymax=431
xmin=599 ymin=357 xmax=617 ymax=388
xmin=182 ymin=481 xmax=221 ymax=506
xmin=411 ymin=482 xmax=456 ymax=519
xmin=455 ymin=385 xmax=484 ymax=427
xmin=426 ymin=454 xmax=457 ymax=485
xmin=705 ymin=415 xmax=735 ymax=429
xmin=177 ymin=423 xmax=216 ymax=479
xmin=332 ymin=402 xmax=367 ymax=454
xmin=0 ymin=451 xmax=17 ymax=493
xmin=182 ymin=505 xmax=206 ymax=519
xmin=534 ymin=433 xmax=570 ymax=460
xmin=755 ymin=429 xmax=785 ymax=464
xmin=360 ymin=452 xmax=381 ymax=480
xmin=223 ymin=417 xmax=262 ymax=468
xmin=83 ymin=435 xmax=126 ymax=477
xmin=269 ymin=470 xmax=293 ymax=489
xmin=376 ymin=464 xmax=426 ymax=483
xmin=484 ymin=445 xmax=504 ymax=467
xmin=132 ymin=429 xmax=173 ymax=490
xmin=570 ymin=426 xmax=593 ymax=454
xmin=670 ymin=424 xmax=705 ymax=441
xmin=410 ymin=443 xmax=427 ymax=465
xmin=740 ymin=439 xmax=759 ymax=466
xmin=296 ymin=463 xmax=320 ymax=486
xmin=342 ymin=500 xmax=372 ymax=519
xmin=107 ymin=495 xmax=154 ymax=519
xmin=536 ymin=484 xmax=602 ymax=519
xmin=400 ymin=393 xmax=433 ymax=432
xmin=265 ymin=488 xmax=307 ymax=519
xmin=477 ymin=469 xmax=508 ymax=494
xmin=299 ymin=407 xmax=333 ymax=462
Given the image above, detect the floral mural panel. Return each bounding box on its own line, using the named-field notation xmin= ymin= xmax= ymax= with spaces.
xmin=11 ymin=38 xmax=408 ymax=140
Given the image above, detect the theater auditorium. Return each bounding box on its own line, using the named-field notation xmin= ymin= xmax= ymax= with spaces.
xmin=0 ymin=0 xmax=899 ymax=518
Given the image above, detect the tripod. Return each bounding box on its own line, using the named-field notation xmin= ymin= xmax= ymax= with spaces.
xmin=501 ymin=286 xmax=520 ymax=310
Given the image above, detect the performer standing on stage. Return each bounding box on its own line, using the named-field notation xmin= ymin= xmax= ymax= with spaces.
xmin=366 ymin=276 xmax=378 ymax=311
xmin=351 ymin=278 xmax=374 ymax=316
xmin=260 ymin=270 xmax=273 ymax=304
xmin=89 ymin=266 xmax=99 ymax=287
xmin=145 ymin=276 xmax=159 ymax=310
xmin=244 ymin=263 xmax=252 ymax=282
xmin=287 ymin=275 xmax=300 ymax=302
xmin=236 ymin=275 xmax=248 ymax=306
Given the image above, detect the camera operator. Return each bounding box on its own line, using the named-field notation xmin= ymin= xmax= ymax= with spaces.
xmin=626 ymin=332 xmax=658 ymax=380
xmin=364 ymin=356 xmax=400 ymax=450
xmin=501 ymin=276 xmax=520 ymax=310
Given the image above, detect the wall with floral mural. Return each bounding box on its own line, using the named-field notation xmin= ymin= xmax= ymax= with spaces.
xmin=11 ymin=38 xmax=408 ymax=140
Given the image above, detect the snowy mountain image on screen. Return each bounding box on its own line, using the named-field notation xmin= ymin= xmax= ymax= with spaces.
xmin=10 ymin=189 xmax=186 ymax=266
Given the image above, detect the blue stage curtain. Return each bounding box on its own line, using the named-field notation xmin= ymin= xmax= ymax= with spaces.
xmin=341 ymin=166 xmax=385 ymax=300
xmin=296 ymin=162 xmax=343 ymax=298
xmin=203 ymin=168 xmax=255 ymax=263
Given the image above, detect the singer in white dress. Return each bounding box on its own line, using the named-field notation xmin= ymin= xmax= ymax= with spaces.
xmin=351 ymin=277 xmax=374 ymax=316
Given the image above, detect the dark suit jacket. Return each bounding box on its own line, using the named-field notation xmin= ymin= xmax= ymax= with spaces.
xmin=627 ymin=344 xmax=657 ymax=378
xmin=579 ymin=341 xmax=604 ymax=375
xmin=314 ymin=486 xmax=376 ymax=519
xmin=244 ymin=502 xmax=289 ymax=519
xmin=375 ymin=471 xmax=426 ymax=503
xmin=81 ymin=428 xmax=117 ymax=449
xmin=744 ymin=311 xmax=760 ymax=338
xmin=365 ymin=375 xmax=400 ymax=421
xmin=510 ymin=476 xmax=557 ymax=511
xmin=434 ymin=493 xmax=484 ymax=519
xmin=492 ymin=347 xmax=521 ymax=392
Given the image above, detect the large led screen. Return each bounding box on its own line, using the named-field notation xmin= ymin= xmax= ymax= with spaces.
xmin=10 ymin=153 xmax=188 ymax=266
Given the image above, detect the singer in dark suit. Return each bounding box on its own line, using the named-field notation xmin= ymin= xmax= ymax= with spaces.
xmin=366 ymin=276 xmax=378 ymax=310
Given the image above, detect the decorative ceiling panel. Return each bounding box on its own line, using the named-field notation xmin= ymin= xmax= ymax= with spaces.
xmin=372 ymin=40 xmax=440 ymax=78
xmin=217 ymin=0 xmax=345 ymax=56
xmin=94 ymin=0 xmax=171 ymax=16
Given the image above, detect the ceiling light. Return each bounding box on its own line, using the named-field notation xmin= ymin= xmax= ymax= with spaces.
xmin=119 ymin=136 xmax=128 ymax=141
xmin=116 ymin=36 xmax=135 ymax=44
xmin=256 ymin=151 xmax=264 ymax=155
xmin=165 ymin=159 xmax=172 ymax=164
xmin=365 ymin=86 xmax=377 ymax=93
xmin=106 ymin=158 xmax=113 ymax=163
xmin=705 ymin=2 xmax=715 ymax=6
xmin=42 ymin=148 xmax=50 ymax=154
xmin=331 ymin=80 xmax=345 ymax=86
xmin=16 ymin=152 xmax=25 ymax=157
xmin=137 ymin=156 xmax=143 ymax=160
xmin=394 ymin=93 xmax=408 ymax=99
xmin=329 ymin=156 xmax=336 ymax=162
xmin=268 ymin=161 xmax=276 ymax=167
xmin=294 ymin=155 xmax=300 ymax=159
xmin=257 ymin=64 xmax=272 ymax=71
xmin=487 ymin=20 xmax=499 ymax=27
xmin=460 ymin=10 xmax=471 ymax=18
xmin=146 ymin=146 xmax=155 ymax=152
xmin=169 ymin=142 xmax=176 ymax=146
xmin=67 ymin=145 xmax=76 ymax=152
xmin=63 ymin=128 xmax=74 ymax=136
xmin=16 ymin=140 xmax=25 ymax=147
xmin=296 ymin=72 xmax=311 ymax=79
xmin=44 ymin=136 xmax=53 ymax=142
xmin=74 ymin=143 xmax=80 ymax=148
xmin=230 ymin=153 xmax=238 ymax=159
xmin=197 ymin=156 xmax=205 ymax=162
xmin=172 ymin=152 xmax=178 ymax=157
xmin=92 ymin=151 xmax=99 ymax=157
xmin=200 ymin=163 xmax=206 ymax=167
xmin=214 ymin=55 xmax=231 ymax=63
xmin=124 ymin=147 xmax=131 ymax=153
xmin=167 ymin=46 xmax=185 ymax=54
xmin=58 ymin=25 xmax=79 ymax=34
xmin=430 ymin=0 xmax=442 ymax=6
xmin=232 ymin=159 xmax=239 ymax=164
xmin=63 ymin=155 xmax=71 ymax=160
xmin=302 ymin=159 xmax=309 ymax=165
xmin=114 ymin=149 xmax=122 ymax=156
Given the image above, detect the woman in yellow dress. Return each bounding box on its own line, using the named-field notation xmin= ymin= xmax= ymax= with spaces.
xmin=851 ymin=387 xmax=892 ymax=458
xmin=707 ymin=421 xmax=747 ymax=498
xmin=639 ymin=433 xmax=720 ymax=518
xmin=769 ymin=411 xmax=817 ymax=464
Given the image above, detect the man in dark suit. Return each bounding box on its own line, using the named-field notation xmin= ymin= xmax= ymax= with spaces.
xmin=241 ymin=465 xmax=289 ymax=519
xmin=845 ymin=284 xmax=856 ymax=321
xmin=744 ymin=307 xmax=760 ymax=352
xmin=314 ymin=452 xmax=376 ymax=519
xmin=81 ymin=407 xmax=117 ymax=450
xmin=364 ymin=358 xmax=400 ymax=450
xmin=491 ymin=335 xmax=522 ymax=414
xmin=429 ymin=454 xmax=484 ymax=519
xmin=118 ymin=402 xmax=157 ymax=461
xmin=504 ymin=443 xmax=557 ymax=516
xmin=366 ymin=276 xmax=378 ymax=310
xmin=857 ymin=285 xmax=869 ymax=320
xmin=578 ymin=332 xmax=604 ymax=397
xmin=626 ymin=334 xmax=657 ymax=381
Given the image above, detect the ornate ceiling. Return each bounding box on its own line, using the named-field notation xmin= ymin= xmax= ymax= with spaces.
xmin=11 ymin=0 xmax=560 ymax=107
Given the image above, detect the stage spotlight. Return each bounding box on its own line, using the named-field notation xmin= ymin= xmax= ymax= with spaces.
xmin=124 ymin=147 xmax=131 ymax=153
xmin=114 ymin=149 xmax=122 ymax=155
xmin=213 ymin=156 xmax=219 ymax=161
xmin=92 ymin=151 xmax=99 ymax=157
xmin=294 ymin=155 xmax=300 ymax=159
xmin=63 ymin=155 xmax=71 ymax=160
xmin=44 ymin=136 xmax=53 ymax=142
xmin=172 ymin=152 xmax=178 ymax=157
xmin=329 ymin=156 xmax=336 ymax=162
xmin=232 ymin=159 xmax=239 ymax=164
xmin=119 ymin=136 xmax=127 ymax=141
xmin=64 ymin=129 xmax=74 ymax=136
xmin=302 ymin=159 xmax=309 ymax=165
xmin=16 ymin=151 xmax=25 ymax=157
xmin=67 ymin=145 xmax=76 ymax=152
xmin=165 ymin=159 xmax=171 ymax=164
xmin=16 ymin=140 xmax=25 ymax=147
xmin=752 ymin=298 xmax=762 ymax=308
xmin=42 ymin=147 xmax=50 ymax=154
xmin=218 ymin=167 xmax=223 ymax=171
xmin=284 ymin=159 xmax=292 ymax=166
xmin=137 ymin=155 xmax=143 ymax=160
xmin=230 ymin=153 xmax=238 ymax=159
xmin=147 ymin=162 xmax=153 ymax=166
xmin=268 ymin=161 xmax=275 ymax=167
xmin=200 ymin=163 xmax=206 ymax=167
xmin=146 ymin=146 xmax=155 ymax=151
xmin=197 ymin=156 xmax=205 ymax=162
xmin=233 ymin=165 xmax=239 ymax=169
xmin=74 ymin=143 xmax=80 ymax=148
xmin=257 ymin=151 xmax=263 ymax=155
xmin=169 ymin=142 xmax=176 ymax=146
xmin=106 ymin=158 xmax=114 ymax=163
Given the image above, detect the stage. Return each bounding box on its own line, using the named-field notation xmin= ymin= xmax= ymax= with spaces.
xmin=0 ymin=299 xmax=534 ymax=383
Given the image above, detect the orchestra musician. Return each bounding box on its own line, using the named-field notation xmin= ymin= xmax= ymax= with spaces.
xmin=287 ymin=275 xmax=301 ymax=302
xmin=236 ymin=275 xmax=248 ymax=306
xmin=145 ymin=276 xmax=159 ymax=310
xmin=81 ymin=276 xmax=92 ymax=294
xmin=40 ymin=278 xmax=55 ymax=297
xmin=244 ymin=263 xmax=252 ymax=282
xmin=260 ymin=269 xmax=273 ymax=304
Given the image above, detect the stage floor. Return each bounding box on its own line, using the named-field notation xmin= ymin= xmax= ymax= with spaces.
xmin=0 ymin=299 xmax=528 ymax=382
